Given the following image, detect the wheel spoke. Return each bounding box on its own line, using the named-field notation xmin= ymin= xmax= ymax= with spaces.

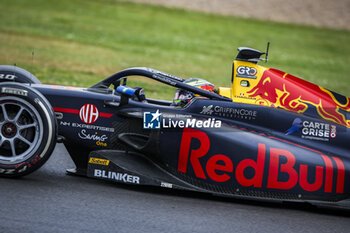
xmin=9 ymin=139 xmax=16 ymax=157
xmin=0 ymin=137 xmax=4 ymax=147
xmin=13 ymin=107 xmax=25 ymax=122
xmin=17 ymin=135 xmax=32 ymax=146
xmin=1 ymin=104 xmax=9 ymax=122
xmin=18 ymin=122 xmax=37 ymax=131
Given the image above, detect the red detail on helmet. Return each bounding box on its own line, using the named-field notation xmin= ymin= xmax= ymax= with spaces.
xmin=200 ymin=85 xmax=214 ymax=92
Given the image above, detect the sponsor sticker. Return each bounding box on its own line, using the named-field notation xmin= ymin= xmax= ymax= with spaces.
xmin=1 ymin=87 xmax=28 ymax=96
xmin=236 ymin=66 xmax=257 ymax=79
xmin=234 ymin=95 xmax=256 ymax=100
xmin=79 ymin=104 xmax=99 ymax=124
xmin=94 ymin=169 xmax=140 ymax=184
xmin=96 ymin=141 xmax=107 ymax=147
xmin=0 ymin=74 xmax=16 ymax=81
xmin=152 ymin=74 xmax=177 ymax=86
xmin=59 ymin=121 xmax=114 ymax=132
xmin=200 ymin=105 xmax=214 ymax=114
xmin=286 ymin=118 xmax=336 ymax=141
xmin=178 ymin=128 xmax=345 ymax=193
xmin=77 ymin=129 xmax=108 ymax=147
xmin=200 ymin=105 xmax=257 ymax=120
xmin=55 ymin=112 xmax=63 ymax=120
xmin=89 ymin=157 xmax=110 ymax=166
xmin=160 ymin=182 xmax=173 ymax=188
xmin=78 ymin=129 xmax=108 ymax=142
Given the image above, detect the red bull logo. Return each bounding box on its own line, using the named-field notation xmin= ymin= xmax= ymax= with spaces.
xmin=247 ymin=69 xmax=350 ymax=127
xmin=178 ymin=128 xmax=345 ymax=193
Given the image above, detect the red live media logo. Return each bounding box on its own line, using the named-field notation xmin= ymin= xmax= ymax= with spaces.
xmin=177 ymin=128 xmax=345 ymax=193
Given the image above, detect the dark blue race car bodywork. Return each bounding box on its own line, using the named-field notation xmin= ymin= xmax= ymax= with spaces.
xmin=1 ymin=48 xmax=349 ymax=209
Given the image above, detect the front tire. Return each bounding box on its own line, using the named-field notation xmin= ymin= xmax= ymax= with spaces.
xmin=0 ymin=65 xmax=41 ymax=84
xmin=0 ymin=82 xmax=56 ymax=177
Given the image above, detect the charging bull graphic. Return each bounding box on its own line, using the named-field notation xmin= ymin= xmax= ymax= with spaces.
xmin=247 ymin=69 xmax=350 ymax=127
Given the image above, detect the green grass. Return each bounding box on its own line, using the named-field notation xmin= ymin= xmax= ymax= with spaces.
xmin=0 ymin=0 xmax=349 ymax=100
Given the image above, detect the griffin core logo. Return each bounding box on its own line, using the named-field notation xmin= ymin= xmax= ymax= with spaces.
xmin=200 ymin=105 xmax=214 ymax=114
xmin=200 ymin=105 xmax=257 ymax=120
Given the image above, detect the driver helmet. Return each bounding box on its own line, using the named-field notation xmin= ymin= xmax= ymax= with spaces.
xmin=172 ymin=78 xmax=215 ymax=107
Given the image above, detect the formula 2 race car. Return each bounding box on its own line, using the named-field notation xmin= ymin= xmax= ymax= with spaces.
xmin=0 ymin=47 xmax=349 ymax=209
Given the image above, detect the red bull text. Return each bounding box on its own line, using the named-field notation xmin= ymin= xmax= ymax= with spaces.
xmin=178 ymin=128 xmax=345 ymax=193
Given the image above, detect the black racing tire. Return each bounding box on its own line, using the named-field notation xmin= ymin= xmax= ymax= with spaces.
xmin=0 ymin=82 xmax=56 ymax=177
xmin=0 ymin=65 xmax=41 ymax=84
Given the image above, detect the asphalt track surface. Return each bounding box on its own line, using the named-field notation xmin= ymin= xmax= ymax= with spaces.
xmin=0 ymin=144 xmax=349 ymax=233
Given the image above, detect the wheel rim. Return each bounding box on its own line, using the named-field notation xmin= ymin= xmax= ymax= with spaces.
xmin=0 ymin=96 xmax=43 ymax=164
